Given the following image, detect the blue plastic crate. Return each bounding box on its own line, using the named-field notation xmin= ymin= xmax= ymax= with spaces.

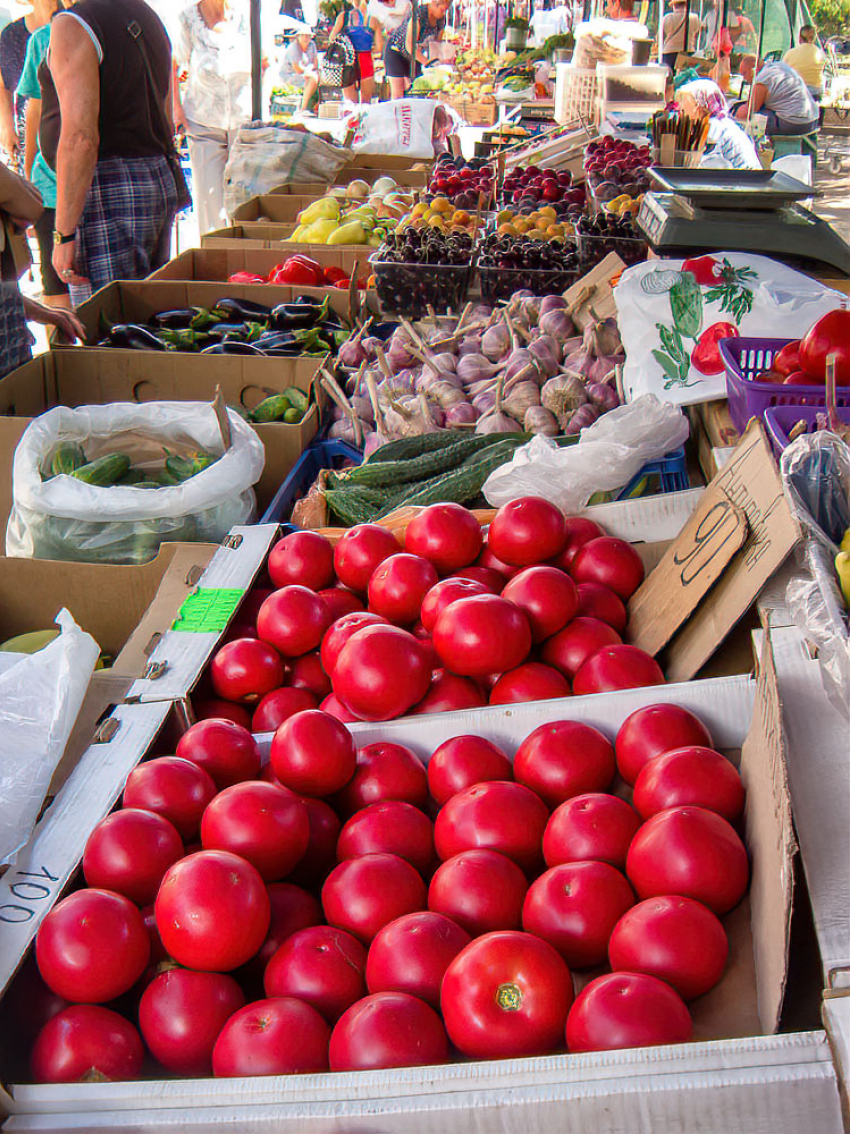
xmin=616 ymin=445 xmax=689 ymax=500
xmin=260 ymin=439 xmax=363 ymax=524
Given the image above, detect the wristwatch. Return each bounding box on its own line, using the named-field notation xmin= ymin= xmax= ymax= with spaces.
xmin=53 ymin=230 xmax=76 ymax=246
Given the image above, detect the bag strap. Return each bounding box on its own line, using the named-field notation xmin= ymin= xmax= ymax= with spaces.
xmin=126 ymin=18 xmax=175 ymax=158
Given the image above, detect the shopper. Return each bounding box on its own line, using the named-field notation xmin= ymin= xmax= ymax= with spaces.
xmin=726 ymin=6 xmax=755 ymax=53
xmin=39 ymin=0 xmax=180 ymax=298
xmin=678 ymin=78 xmax=761 ymax=169
xmin=384 ymin=0 xmax=448 ymax=100
xmin=174 ymin=0 xmax=254 ymax=236
xmin=329 ymin=0 xmax=374 ymax=103
xmin=783 ymin=24 xmax=824 ymax=101
xmin=661 ymin=0 xmax=701 ymax=72
xmin=279 ymin=27 xmax=319 ymax=112
xmin=735 ymin=54 xmax=819 ymax=136
xmin=0 ymin=0 xmax=61 ymax=168
xmin=367 ymin=0 xmax=412 ymax=56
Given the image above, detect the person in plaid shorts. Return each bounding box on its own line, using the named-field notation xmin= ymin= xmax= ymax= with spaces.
xmin=37 ymin=0 xmax=178 ymax=300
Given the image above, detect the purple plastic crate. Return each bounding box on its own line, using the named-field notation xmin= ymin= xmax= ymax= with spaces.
xmin=763 ymin=404 xmax=850 ymax=458
xmin=719 ymin=337 xmax=850 ymax=433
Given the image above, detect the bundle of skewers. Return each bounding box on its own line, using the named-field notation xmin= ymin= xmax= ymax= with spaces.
xmin=650 ymin=109 xmax=710 ymax=167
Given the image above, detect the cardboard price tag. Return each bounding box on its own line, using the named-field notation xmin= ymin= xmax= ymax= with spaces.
xmin=171 ymin=588 xmax=246 ymax=634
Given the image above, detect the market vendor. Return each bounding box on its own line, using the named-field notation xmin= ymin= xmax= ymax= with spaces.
xmin=735 ymin=54 xmax=819 ymax=136
xmin=384 ymin=0 xmax=449 ymax=100
xmin=279 ymin=26 xmax=320 ymax=112
xmin=661 ymin=0 xmax=702 ymax=72
xmin=678 ymin=78 xmax=761 ymax=169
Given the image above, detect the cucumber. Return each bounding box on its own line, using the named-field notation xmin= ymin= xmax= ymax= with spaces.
xmin=251 ymin=394 xmax=291 ymax=423
xmin=325 ymin=485 xmax=387 ymax=526
xmin=50 ymin=443 xmax=87 ymax=478
xmin=284 ymin=387 xmax=309 ymax=412
xmin=342 ymin=435 xmax=511 ymax=489
xmin=378 ymin=438 xmax=525 ymax=516
xmin=70 ymin=454 xmax=131 ymax=486
xmin=364 ymin=432 xmax=466 ymax=464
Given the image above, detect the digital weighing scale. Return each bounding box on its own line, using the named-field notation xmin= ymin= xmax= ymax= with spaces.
xmin=636 ymin=168 xmax=850 ymax=277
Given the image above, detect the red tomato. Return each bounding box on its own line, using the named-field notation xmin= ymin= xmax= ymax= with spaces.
xmin=333 ymin=524 xmax=401 ymax=594
xmin=427 ymin=735 xmax=512 ymax=806
xmin=123 ymin=758 xmax=217 ymax=840
xmin=543 ymin=793 xmax=641 ymax=870
xmin=476 ymin=543 xmax=520 ymax=579
xmin=608 ymin=895 xmax=728 ymax=1001
xmin=522 ymin=861 xmax=634 ymax=968
xmin=270 ymin=709 xmax=356 ymax=797
xmin=514 ymin=720 xmax=615 ymax=807
xmin=288 ymin=651 xmax=332 ymax=700
xmin=541 ymin=617 xmax=622 ymax=679
xmin=83 ymin=808 xmax=183 ymax=906
xmin=570 ymin=537 xmax=645 ymax=600
xmin=428 ymin=848 xmax=527 ymax=936
xmin=268 ymin=530 xmax=335 ymax=591
xmin=368 ymin=553 xmax=438 ymax=625
xmin=800 ymin=310 xmax=850 ymax=383
xmin=420 ymin=577 xmax=490 ymax=633
xmin=333 ymin=741 xmax=428 ymax=816
xmin=567 ymin=972 xmax=692 ymax=1053
xmin=410 ymin=671 xmax=487 ymax=715
xmin=575 ymin=581 xmax=627 ymax=633
xmin=441 ymin=931 xmax=574 ymax=1059
xmin=691 ymin=321 xmax=738 ymax=376
xmin=36 ymin=890 xmax=150 ymax=1003
xmin=337 ymin=801 xmax=434 ymax=876
xmin=201 ymin=781 xmax=309 ymax=881
xmin=366 ymin=912 xmax=471 ymax=1008
xmin=30 ymin=1006 xmax=144 ymax=1084
xmin=318 ymin=587 xmax=364 ymax=622
xmin=405 ymin=503 xmax=483 ymax=572
xmin=320 ymin=610 xmax=388 ymax=677
xmin=773 ymin=339 xmax=802 ymax=377
xmin=434 ymin=780 xmax=548 ymax=872
xmin=633 ymin=746 xmax=745 ymax=823
xmin=502 ymin=566 xmax=578 ymax=642
xmin=549 ymin=517 xmax=605 ymax=571
xmin=252 ymin=686 xmax=318 ymax=732
xmin=784 ymin=370 xmax=818 ymax=384
xmin=245 ymin=882 xmax=323 ymax=978
xmin=320 ymin=691 xmax=363 ymax=722
xmin=283 ymin=797 xmax=342 ymax=889
xmin=615 ymin=704 xmax=714 ymax=786
xmin=626 ymin=806 xmax=749 ymax=914
xmin=488 ymin=497 xmax=567 ymax=566
xmin=193 ymin=698 xmax=253 ymax=729
xmin=155 ymin=850 xmax=270 ymax=971
xmin=264 ymin=925 xmax=367 ymax=1023
xmin=334 ymin=623 xmax=432 ymax=721
xmin=210 ymin=639 xmax=285 ymax=704
xmin=176 ymin=718 xmax=261 ymax=789
xmin=322 ymin=853 xmax=427 ymax=943
xmin=256 ymin=586 xmax=331 ymax=658
xmin=573 ymin=644 xmax=665 ymax=694
xmin=139 ymin=969 xmax=245 ymax=1076
xmin=212 ymin=997 xmax=330 ymax=1076
xmin=433 ymin=594 xmax=532 ymax=678
xmin=490 ymin=662 xmax=571 ymax=704
xmin=329 ymin=991 xmax=449 ymax=1071
xmin=450 ymin=565 xmax=505 ymax=592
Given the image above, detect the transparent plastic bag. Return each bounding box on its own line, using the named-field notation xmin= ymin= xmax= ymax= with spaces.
xmin=7 ymin=402 xmax=265 ymax=565
xmin=483 ymin=395 xmax=690 ymax=510
xmin=780 ymin=430 xmax=850 ymax=552
xmin=0 ymin=610 xmax=98 ymax=864
xmin=786 ymin=541 xmax=850 ymax=717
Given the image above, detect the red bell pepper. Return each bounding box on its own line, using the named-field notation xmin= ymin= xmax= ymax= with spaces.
xmin=323 ymin=266 xmax=349 ymax=285
xmin=268 ymin=255 xmax=325 ymax=286
xmin=333 ymin=277 xmax=351 ymax=289
xmin=228 ymin=272 xmax=266 ymax=284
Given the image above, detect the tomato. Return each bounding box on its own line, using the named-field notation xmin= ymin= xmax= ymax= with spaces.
xmin=633 ymin=745 xmax=745 ymax=823
xmin=257 ymin=586 xmax=331 ymax=658
xmin=410 ymin=670 xmax=487 ymax=715
xmin=573 ymin=644 xmax=665 ymax=695
xmin=691 ymin=321 xmax=738 ymax=376
xmin=155 ymin=850 xmax=270 ymax=971
xmin=333 ymin=741 xmax=428 ymax=816
xmin=270 ymin=709 xmax=356 ymax=796
xmin=626 ymin=806 xmax=749 ymax=914
xmin=83 ymin=808 xmax=183 ymax=906
xmin=405 ymin=503 xmax=483 ymax=573
xmin=427 ymin=735 xmax=512 ymax=806
xmin=682 ymin=255 xmax=722 ymax=286
xmin=799 ymin=310 xmax=850 ymax=384
xmin=30 ymin=1006 xmax=144 ymax=1084
xmin=773 ymin=339 xmax=802 ymax=377
xmin=541 ymin=617 xmax=622 ymax=679
xmin=476 ymin=543 xmax=520 ymax=579
xmin=570 ymin=537 xmax=645 ymax=600
xmin=420 ymin=577 xmax=490 ymax=633
xmin=490 ymin=662 xmax=571 ymax=704
xmin=290 ymin=796 xmax=343 ymax=889
xmin=488 ymin=497 xmax=567 ymax=566
xmin=139 ymin=969 xmax=245 ymax=1075
xmin=321 ymin=611 xmax=388 ymax=677
xmin=368 ymin=553 xmax=438 ymax=625
xmin=441 ymin=931 xmax=574 ymax=1059
xmin=244 ymin=882 xmax=323 ymax=979
xmin=333 ymin=524 xmax=401 ymax=594
xmin=543 ymin=793 xmax=641 ymax=870
xmin=212 ymin=997 xmax=330 ymax=1076
xmin=428 ymin=848 xmax=527 ymax=936
xmin=433 ymin=594 xmax=531 ymax=678
xmin=615 ymin=704 xmax=713 ymax=786
xmin=320 ymin=691 xmax=363 ymax=722
xmin=450 ymin=565 xmax=505 ymax=592
xmin=201 ymin=781 xmax=309 ymax=881
xmin=608 ymin=895 xmax=728 ymax=1001
xmin=434 ymin=781 xmax=548 ymax=873
xmin=176 ymin=718 xmax=261 ymax=789
xmin=575 ymin=581 xmax=627 ymax=632
xmin=329 ymin=991 xmax=449 ymax=1071
xmin=193 ymin=699 xmax=253 ymax=729
xmin=366 ymin=912 xmax=471 ymax=1008
xmin=333 ymin=624 xmax=431 ymax=721
xmin=566 ymin=972 xmax=692 ymax=1052
xmin=251 ymin=686 xmax=317 ymax=732
xmin=522 ymin=861 xmax=634 ymax=968
xmin=502 ymin=566 xmax=578 ymax=642
xmin=210 ymin=638 xmax=285 ymax=704
xmin=549 ymin=517 xmax=605 ymax=571
xmin=264 ymin=925 xmax=367 ymax=1022
xmin=0 ymin=955 xmax=68 ymax=1055
xmin=514 ymin=720 xmax=615 ymax=807
xmin=268 ymin=530 xmax=335 ymax=591
xmin=288 ymin=651 xmax=333 ymax=700
xmin=36 ymin=889 xmax=150 ymax=1003
xmin=318 ymin=587 xmax=364 ymax=622
xmin=322 ymin=853 xmax=427 ymax=943
xmin=337 ymin=801 xmax=434 ymax=876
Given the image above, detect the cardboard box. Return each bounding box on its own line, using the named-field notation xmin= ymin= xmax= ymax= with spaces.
xmin=231 ymin=186 xmax=419 ymax=226
xmin=149 ymin=247 xmax=376 ymax=284
xmin=202 ymin=221 xmax=375 ymax=259
xmin=274 ymin=166 xmax=428 ymax=194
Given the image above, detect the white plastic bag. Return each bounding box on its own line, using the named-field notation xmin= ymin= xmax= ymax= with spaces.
xmin=344 ymin=100 xmax=437 ymax=158
xmin=0 ymin=610 xmax=98 ymax=864
xmin=7 ymin=402 xmax=265 ymax=564
xmin=483 ymin=395 xmax=690 ymax=510
xmin=615 ymin=253 xmax=844 ymax=407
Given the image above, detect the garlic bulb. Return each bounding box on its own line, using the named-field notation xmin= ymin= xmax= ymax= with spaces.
xmin=541 ymin=373 xmax=587 ymax=424
xmin=524 ymin=405 xmax=559 ymax=435
xmin=503 ymin=380 xmax=540 ymax=423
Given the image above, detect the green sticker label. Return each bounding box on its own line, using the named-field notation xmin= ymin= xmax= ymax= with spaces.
xmin=172 ymin=589 xmax=246 ymax=634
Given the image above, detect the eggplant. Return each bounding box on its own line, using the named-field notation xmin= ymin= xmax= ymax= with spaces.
xmin=256 ymin=331 xmax=298 ymax=349
xmin=158 ymin=327 xmax=209 ymax=351
xmin=109 ymin=324 xmax=169 ymax=351
xmin=201 ymin=341 xmax=267 ymax=355
xmin=212 ymin=297 xmax=272 ymax=322
xmin=263 ymin=344 xmax=305 ymax=356
xmin=151 ymin=308 xmax=199 ymax=330
xmin=206 ymin=321 xmax=251 ymax=342
xmin=269 ymin=303 xmax=323 ymax=331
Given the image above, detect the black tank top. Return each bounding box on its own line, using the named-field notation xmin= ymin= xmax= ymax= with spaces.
xmin=39 ymin=0 xmax=171 ymax=170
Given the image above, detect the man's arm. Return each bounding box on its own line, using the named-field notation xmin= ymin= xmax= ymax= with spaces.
xmin=749 ymin=82 xmax=767 ymax=112
xmin=50 ymin=13 xmax=100 ymax=239
xmin=0 ymin=161 xmax=43 ymax=224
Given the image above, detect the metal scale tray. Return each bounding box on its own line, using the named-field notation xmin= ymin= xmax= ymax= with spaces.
xmin=647 ymin=167 xmax=814 ymax=210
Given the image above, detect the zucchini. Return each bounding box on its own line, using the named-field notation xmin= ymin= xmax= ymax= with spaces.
xmin=70 ymin=454 xmax=131 ymax=486
xmin=378 ymin=438 xmax=525 ymax=516
xmin=50 ymin=443 xmax=87 ymax=477
xmin=341 ymin=435 xmax=513 ymax=489
xmin=325 ymin=485 xmax=387 ymax=526
xmin=364 ymin=432 xmax=465 ymax=464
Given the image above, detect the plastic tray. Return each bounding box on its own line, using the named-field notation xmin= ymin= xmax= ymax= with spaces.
xmin=763 ymin=404 xmax=850 ymax=458
xmin=260 ymin=439 xmax=363 ymax=524
xmin=370 ymin=254 xmax=473 ymax=318
xmin=576 ymin=229 xmax=647 ymax=268
xmin=478 ymin=260 xmax=581 ymax=304
xmin=719 ymin=337 xmax=850 ymax=433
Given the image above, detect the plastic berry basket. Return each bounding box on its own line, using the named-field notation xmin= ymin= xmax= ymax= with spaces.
xmin=763 ymin=404 xmax=850 ymax=459
xmin=370 ymin=254 xmax=473 ymax=319
xmin=718 ymin=337 xmax=850 ymax=434
xmin=576 ymin=230 xmax=647 ymax=269
xmin=478 ymin=261 xmax=581 ymax=305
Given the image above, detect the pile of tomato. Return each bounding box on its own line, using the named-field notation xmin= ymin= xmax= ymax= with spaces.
xmin=21 ymin=696 xmax=749 ymax=1083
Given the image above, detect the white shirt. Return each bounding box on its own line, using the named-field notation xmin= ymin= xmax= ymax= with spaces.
xmin=367 ymin=0 xmax=412 ymax=34
xmin=176 ymin=3 xmax=254 ymax=130
xmin=706 ymin=117 xmax=761 ymax=170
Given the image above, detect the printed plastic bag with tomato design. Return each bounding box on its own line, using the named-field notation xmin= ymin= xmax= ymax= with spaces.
xmin=614 ymin=253 xmax=844 ymax=407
